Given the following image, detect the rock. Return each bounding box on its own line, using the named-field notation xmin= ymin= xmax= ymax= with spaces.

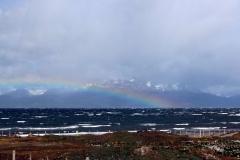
xmin=134 ymin=146 xmax=156 ymax=156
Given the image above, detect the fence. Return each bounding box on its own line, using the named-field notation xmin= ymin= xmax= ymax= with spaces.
xmin=1 ymin=128 xmax=239 ymax=138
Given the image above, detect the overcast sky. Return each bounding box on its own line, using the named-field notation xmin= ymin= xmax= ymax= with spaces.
xmin=0 ymin=0 xmax=240 ymax=96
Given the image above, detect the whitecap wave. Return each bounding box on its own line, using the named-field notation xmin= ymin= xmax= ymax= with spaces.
xmin=175 ymin=123 xmax=189 ymax=126
xmin=15 ymin=125 xmax=79 ymax=130
xmin=229 ymin=122 xmax=240 ymax=124
xmin=140 ymin=123 xmax=157 ymax=126
xmin=81 ymin=125 xmax=111 ymax=128
xmin=35 ymin=116 xmax=47 ymax=118
xmin=192 ymin=127 xmax=220 ymax=130
xmin=0 ymin=128 xmax=12 ymax=130
xmin=131 ymin=113 xmax=142 ymax=116
xmin=106 ymin=112 xmax=122 ymax=115
xmin=78 ymin=123 xmax=92 ymax=126
xmin=173 ymin=128 xmax=185 ymax=130
xmin=17 ymin=121 xmax=26 ymax=123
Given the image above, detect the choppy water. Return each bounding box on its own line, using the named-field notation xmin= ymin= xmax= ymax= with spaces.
xmin=0 ymin=108 xmax=240 ymax=135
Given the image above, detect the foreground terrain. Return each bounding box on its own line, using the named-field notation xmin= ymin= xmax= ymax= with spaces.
xmin=1 ymin=131 xmax=240 ymax=159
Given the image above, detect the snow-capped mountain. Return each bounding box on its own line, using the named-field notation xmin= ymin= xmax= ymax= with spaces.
xmin=99 ymin=78 xmax=201 ymax=93
xmin=4 ymin=89 xmax=31 ymax=97
xmin=1 ymin=88 xmax=47 ymax=97
xmin=27 ymin=89 xmax=47 ymax=95
xmin=0 ymin=88 xmax=17 ymax=95
xmin=155 ymin=83 xmax=202 ymax=92
xmin=0 ymin=78 xmax=239 ymax=108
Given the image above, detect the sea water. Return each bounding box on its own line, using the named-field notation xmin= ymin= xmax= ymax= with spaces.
xmin=0 ymin=108 xmax=240 ymax=135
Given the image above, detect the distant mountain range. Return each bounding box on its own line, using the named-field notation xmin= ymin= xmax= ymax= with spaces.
xmin=0 ymin=78 xmax=240 ymax=108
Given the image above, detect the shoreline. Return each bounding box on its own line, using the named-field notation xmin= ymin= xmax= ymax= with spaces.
xmin=1 ymin=130 xmax=240 ymax=159
xmin=2 ymin=129 xmax=238 ymax=138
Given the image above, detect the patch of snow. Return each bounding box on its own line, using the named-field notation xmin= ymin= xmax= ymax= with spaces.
xmin=146 ymin=81 xmax=151 ymax=87
xmin=0 ymin=88 xmax=17 ymax=95
xmin=27 ymin=89 xmax=46 ymax=95
xmin=129 ymin=78 xmax=135 ymax=82
xmin=172 ymin=83 xmax=179 ymax=90
xmin=86 ymin=83 xmax=93 ymax=87
xmin=114 ymin=81 xmax=119 ymax=84
xmin=155 ymin=84 xmax=165 ymax=91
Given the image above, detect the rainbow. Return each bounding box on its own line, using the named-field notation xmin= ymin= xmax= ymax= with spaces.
xmin=0 ymin=82 xmax=177 ymax=108
xmin=85 ymin=87 xmax=175 ymax=108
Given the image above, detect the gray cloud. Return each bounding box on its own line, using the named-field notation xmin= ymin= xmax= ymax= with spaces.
xmin=1 ymin=0 xmax=240 ymax=95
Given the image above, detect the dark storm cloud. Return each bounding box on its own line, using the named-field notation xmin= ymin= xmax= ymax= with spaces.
xmin=0 ymin=0 xmax=240 ymax=95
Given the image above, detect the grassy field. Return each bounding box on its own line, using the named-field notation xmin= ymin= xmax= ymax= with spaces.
xmin=1 ymin=131 xmax=239 ymax=159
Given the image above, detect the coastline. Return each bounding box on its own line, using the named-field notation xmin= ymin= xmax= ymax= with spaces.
xmin=1 ymin=130 xmax=240 ymax=159
xmin=2 ymin=129 xmax=238 ymax=138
